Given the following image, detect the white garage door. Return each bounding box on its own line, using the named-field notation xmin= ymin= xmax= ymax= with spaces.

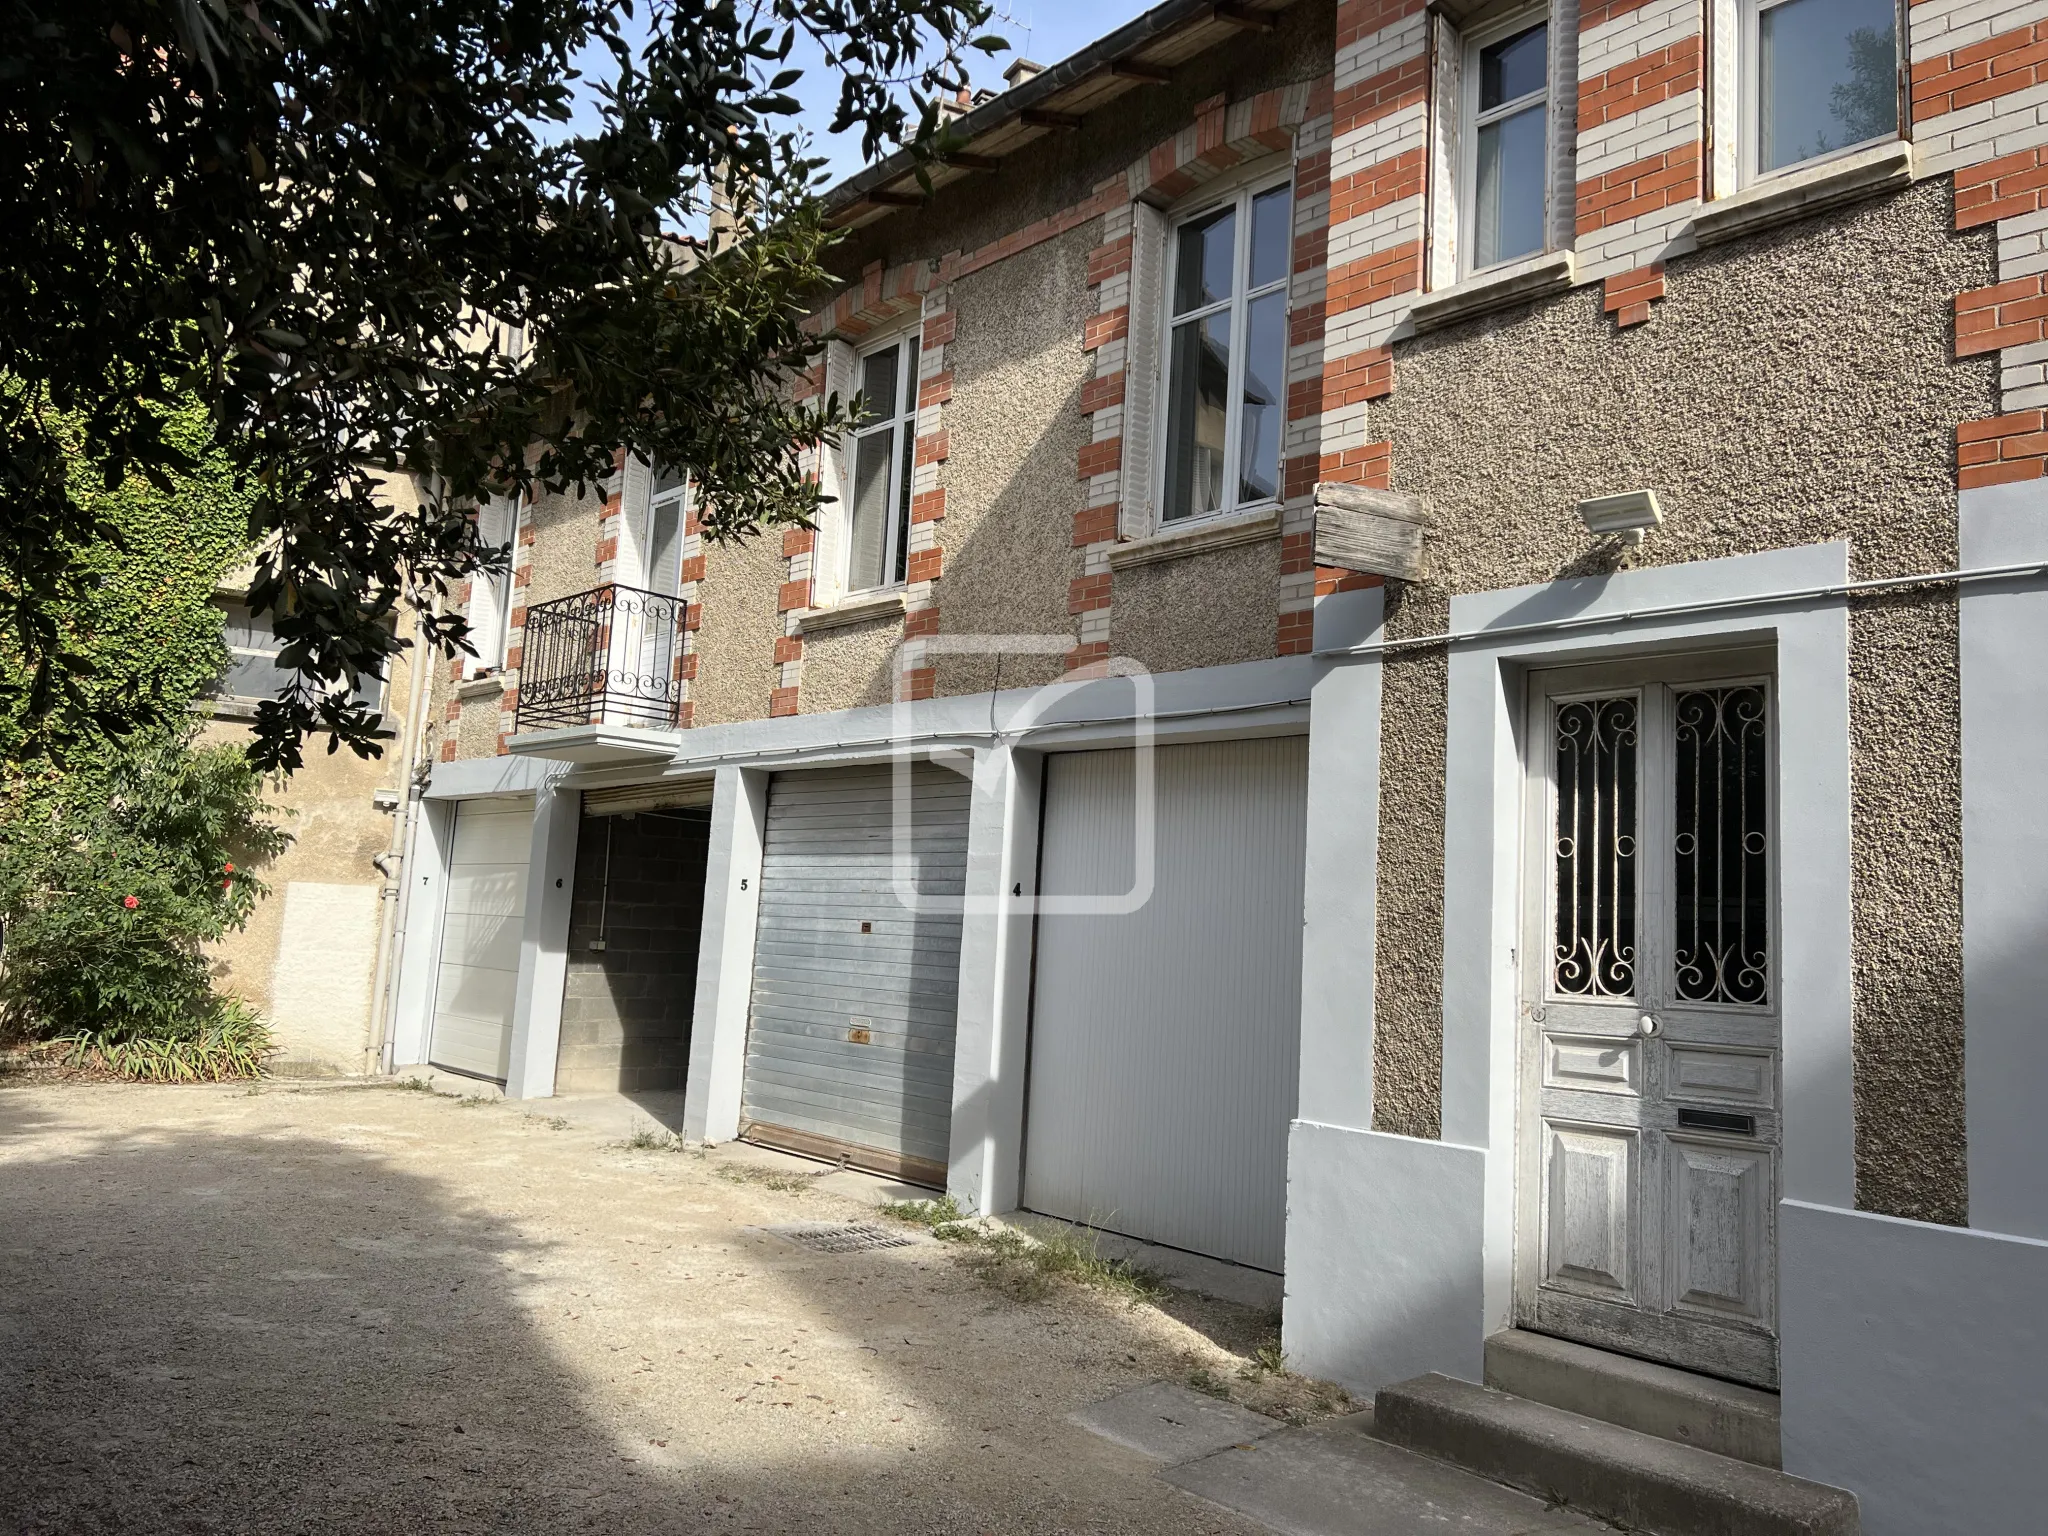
xmin=1023 ymin=737 xmax=1307 ymax=1271
xmin=740 ymin=762 xmax=971 ymax=1186
xmin=429 ymin=797 xmax=533 ymax=1082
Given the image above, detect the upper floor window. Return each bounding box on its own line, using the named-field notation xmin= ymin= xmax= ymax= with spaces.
xmin=640 ymin=467 xmax=690 ymax=597
xmin=1464 ymin=14 xmax=1551 ymax=273
xmin=1160 ymin=177 xmax=1291 ymax=523
xmin=847 ymin=329 xmax=920 ymax=592
xmin=208 ymin=601 xmax=384 ymax=716
xmin=1744 ymin=0 xmax=1897 ymax=180
xmin=467 ymin=493 xmax=518 ymax=676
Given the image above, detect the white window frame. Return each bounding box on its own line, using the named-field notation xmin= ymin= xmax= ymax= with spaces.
xmin=1736 ymin=0 xmax=1902 ymax=187
xmin=841 ymin=323 xmax=922 ymax=595
xmin=1458 ymin=5 xmax=1553 ymax=279
xmin=1153 ymin=167 xmax=1295 ymax=528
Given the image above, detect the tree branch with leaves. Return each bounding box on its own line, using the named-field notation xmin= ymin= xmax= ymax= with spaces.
xmin=2 ymin=0 xmax=1003 ymax=768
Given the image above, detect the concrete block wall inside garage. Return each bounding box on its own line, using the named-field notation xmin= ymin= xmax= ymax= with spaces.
xmin=558 ymin=804 xmax=711 ymax=1095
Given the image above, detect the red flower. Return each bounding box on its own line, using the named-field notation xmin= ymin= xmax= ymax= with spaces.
xmin=223 ymin=863 xmax=235 ymax=874
xmin=122 ymin=895 xmax=138 ymax=910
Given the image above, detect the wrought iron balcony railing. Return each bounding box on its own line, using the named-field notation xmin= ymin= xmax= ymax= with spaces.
xmin=515 ymin=583 xmax=686 ymax=732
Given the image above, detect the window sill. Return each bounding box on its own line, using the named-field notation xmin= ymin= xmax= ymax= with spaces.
xmin=456 ymin=675 xmax=507 ymax=701
xmin=1690 ymin=140 xmax=1913 ymax=249
xmin=1106 ymin=505 xmax=1282 ymax=570
xmin=1409 ymin=249 xmax=1575 ymax=335
xmin=795 ymin=589 xmax=908 ymax=633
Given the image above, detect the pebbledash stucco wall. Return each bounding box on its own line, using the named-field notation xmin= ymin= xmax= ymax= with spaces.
xmin=929 ymin=222 xmax=1092 ymax=698
xmin=452 ymin=5 xmax=1335 ymax=733
xmin=1367 ymin=176 xmax=1993 ymax=1223
xmin=689 ymin=531 xmax=785 ymax=728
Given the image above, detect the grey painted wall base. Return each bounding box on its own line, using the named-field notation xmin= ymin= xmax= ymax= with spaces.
xmin=1779 ymin=1199 xmax=2048 ymax=1535
xmin=1959 ymin=480 xmax=2048 ymax=1239
xmin=1282 ymin=1121 xmax=1486 ymax=1394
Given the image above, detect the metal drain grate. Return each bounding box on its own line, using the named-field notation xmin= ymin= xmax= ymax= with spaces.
xmin=761 ymin=1221 xmax=919 ymax=1254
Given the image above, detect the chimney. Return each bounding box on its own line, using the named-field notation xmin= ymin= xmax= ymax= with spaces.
xmin=1003 ymin=58 xmax=1045 ymax=89
xmin=937 ymin=86 xmax=972 ymax=128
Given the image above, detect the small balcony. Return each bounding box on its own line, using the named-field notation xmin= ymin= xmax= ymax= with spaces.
xmin=515 ymin=584 xmax=686 ymax=737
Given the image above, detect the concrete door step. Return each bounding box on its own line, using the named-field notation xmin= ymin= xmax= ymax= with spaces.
xmin=1373 ymin=1373 xmax=1858 ymax=1536
xmin=1159 ymin=1409 xmax=1605 ymax=1534
xmin=1483 ymin=1330 xmax=1782 ymax=1468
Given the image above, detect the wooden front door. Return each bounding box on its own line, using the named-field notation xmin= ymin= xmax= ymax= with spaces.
xmin=1516 ymin=651 xmax=1781 ymax=1388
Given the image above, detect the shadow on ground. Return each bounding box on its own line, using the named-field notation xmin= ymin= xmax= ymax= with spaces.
xmin=0 ymin=1086 xmax=1275 ymax=1536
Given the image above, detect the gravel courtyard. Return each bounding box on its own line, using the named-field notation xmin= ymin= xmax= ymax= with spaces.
xmin=0 ymin=1080 xmax=1330 ymax=1535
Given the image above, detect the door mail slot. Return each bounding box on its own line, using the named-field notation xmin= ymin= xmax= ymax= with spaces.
xmin=1677 ymin=1107 xmax=1757 ymax=1137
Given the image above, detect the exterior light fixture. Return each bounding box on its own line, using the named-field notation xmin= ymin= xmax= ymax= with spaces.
xmin=1578 ymin=489 xmax=1664 ymax=546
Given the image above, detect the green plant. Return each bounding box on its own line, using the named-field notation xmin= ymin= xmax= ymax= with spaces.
xmin=713 ymin=1162 xmax=818 ymax=1193
xmin=620 ymin=1126 xmax=686 ymax=1152
xmin=879 ymin=1195 xmax=965 ymax=1227
xmin=57 ymin=998 xmax=274 ymax=1083
xmin=0 ymin=728 xmax=289 ymax=1074
xmin=933 ymin=1218 xmax=1164 ymax=1304
xmin=10 ymin=0 xmax=1006 ymax=765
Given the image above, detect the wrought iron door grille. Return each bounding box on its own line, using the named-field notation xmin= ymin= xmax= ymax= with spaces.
xmin=515 ymin=583 xmax=685 ymax=731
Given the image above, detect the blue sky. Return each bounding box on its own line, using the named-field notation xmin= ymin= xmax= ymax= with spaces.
xmin=560 ymin=0 xmax=1156 ymax=187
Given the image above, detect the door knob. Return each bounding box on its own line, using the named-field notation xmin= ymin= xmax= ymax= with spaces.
xmin=1638 ymin=1013 xmax=1661 ymax=1038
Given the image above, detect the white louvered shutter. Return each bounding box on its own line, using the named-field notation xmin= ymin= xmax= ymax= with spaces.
xmin=1429 ymin=14 xmax=1463 ymax=289
xmin=1118 ymin=201 xmax=1167 ymax=541
xmin=811 ymin=339 xmax=858 ymax=607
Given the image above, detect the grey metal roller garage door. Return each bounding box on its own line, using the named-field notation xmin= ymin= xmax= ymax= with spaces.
xmin=1023 ymin=737 xmax=1307 ymax=1271
xmin=429 ymin=796 xmax=534 ymax=1083
xmin=740 ymin=761 xmax=971 ymax=1185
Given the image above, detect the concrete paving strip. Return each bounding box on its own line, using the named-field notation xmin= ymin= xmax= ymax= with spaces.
xmin=1069 ymin=1382 xmax=1286 ymax=1463
xmin=1160 ymin=1412 xmax=1606 ymax=1535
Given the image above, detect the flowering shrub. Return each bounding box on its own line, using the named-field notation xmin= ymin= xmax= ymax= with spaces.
xmin=0 ymin=730 xmax=290 ymax=1066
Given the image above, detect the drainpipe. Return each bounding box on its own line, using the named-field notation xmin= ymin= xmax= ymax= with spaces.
xmin=367 ymin=505 xmax=444 ymax=1074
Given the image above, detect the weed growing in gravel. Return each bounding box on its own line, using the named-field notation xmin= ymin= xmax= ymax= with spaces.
xmin=456 ymin=1094 xmax=492 ymax=1108
xmin=1248 ymin=1340 xmax=1287 ymax=1376
xmin=878 ymin=1195 xmax=964 ymax=1227
xmin=618 ymin=1126 xmax=687 ymax=1152
xmin=712 ymin=1162 xmax=819 ymax=1193
xmin=922 ymin=1218 xmax=1164 ymax=1305
xmin=395 ymin=1076 xmax=432 ymax=1092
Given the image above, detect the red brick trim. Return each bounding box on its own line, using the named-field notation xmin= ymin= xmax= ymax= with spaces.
xmin=1078 ymin=438 xmax=1125 ymax=480
xmin=1332 ymin=57 xmax=1431 ymax=137
xmin=1069 ymin=573 xmax=1113 ymax=614
xmin=1575 ymin=142 xmax=1702 ymax=236
xmin=1336 ymin=0 xmax=1426 ymax=51
xmin=769 ymin=687 xmax=800 ymax=717
xmin=1957 ymin=275 xmax=2048 ymax=357
xmin=1955 ymin=146 xmax=2048 ymax=229
xmin=1328 ymin=147 xmax=1426 ymax=225
xmin=1315 ymin=566 xmax=1385 ymax=595
xmin=1579 ymin=0 xmax=1657 ymax=29
xmin=1959 ymin=411 xmax=2048 ymax=487
xmin=1912 ymin=24 xmax=2048 ymax=122
xmin=776 ymin=578 xmax=811 ymax=612
xmin=1319 ymin=440 xmax=1393 ymax=488
xmin=781 ymin=527 xmax=814 ymax=556
xmin=1577 ymin=36 xmax=1702 ymax=133
xmin=1327 ymin=241 xmax=1424 ymax=312
xmin=954 ymin=183 xmax=1128 ymax=280
xmin=1079 ymin=371 xmax=1126 ymax=414
xmin=1128 ymin=78 xmax=1326 ymax=203
xmin=1082 ymin=307 xmax=1130 ymax=350
xmin=1603 ymin=264 xmax=1667 ymax=329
